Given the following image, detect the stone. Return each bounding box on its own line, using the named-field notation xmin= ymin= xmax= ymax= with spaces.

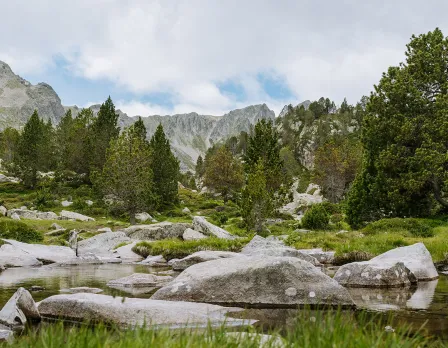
xmin=2 ymin=239 xmax=76 ymax=264
xmin=85 ymin=200 xmax=94 ymax=206
xmin=0 ymin=174 xmax=19 ymax=184
xmin=0 ymin=244 xmax=42 ymax=268
xmin=0 ymin=206 xmax=7 ymax=216
xmin=171 ymin=251 xmax=242 ymax=271
xmin=135 ymin=212 xmax=152 ymax=222
xmin=334 ymin=261 xmax=416 ymax=288
xmin=107 ymin=273 xmax=172 ymax=288
xmin=0 ymin=326 xmax=14 ymax=342
xmin=37 ymin=293 xmax=251 ymax=328
xmin=192 ymin=216 xmax=236 ymax=240
xmin=59 ymin=210 xmax=94 ymax=222
xmin=60 ymin=287 xmax=103 ymax=294
xmin=182 ymin=207 xmax=191 ymax=214
xmin=182 ymin=228 xmax=207 ymax=241
xmin=0 ymin=288 xmax=40 ymax=328
xmin=297 ymin=248 xmax=335 ymax=264
xmin=152 ymin=256 xmax=354 ymax=308
xmin=97 ymin=227 xmax=113 ymax=233
xmin=77 ymin=232 xmax=131 ymax=257
xmin=61 ymin=200 xmax=73 ymax=207
xmin=29 ymin=286 xmax=45 ymax=292
xmin=7 ymin=209 xmax=58 ymax=220
xmin=55 ymin=254 xmax=122 ymax=266
xmin=140 ymin=255 xmax=168 ymax=267
xmin=241 ymin=236 xmax=320 ymax=266
xmin=68 ymin=230 xmax=78 ymax=255
xmin=113 ymin=241 xmax=143 ymax=262
xmin=10 ymin=213 xmax=20 ymax=220
xmin=45 ymin=229 xmax=66 ymax=236
xmin=279 ymin=181 xmax=323 ymax=219
xmin=124 ymin=222 xmax=190 ymax=240
xmin=51 ymin=223 xmax=63 ymax=230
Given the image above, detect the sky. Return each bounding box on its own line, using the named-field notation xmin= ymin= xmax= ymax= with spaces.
xmin=1 ymin=1 xmax=447 ymax=117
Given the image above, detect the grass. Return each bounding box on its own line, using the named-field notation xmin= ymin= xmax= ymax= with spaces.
xmin=132 ymin=237 xmax=251 ymax=260
xmin=5 ymin=309 xmax=440 ymax=348
xmin=0 ymin=218 xmax=43 ymax=243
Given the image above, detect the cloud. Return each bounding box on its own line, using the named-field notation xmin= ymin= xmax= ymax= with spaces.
xmin=1 ymin=0 xmax=447 ymax=115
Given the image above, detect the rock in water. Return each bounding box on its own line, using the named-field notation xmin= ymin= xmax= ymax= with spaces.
xmin=296 ymin=248 xmax=335 ymax=264
xmin=182 ymin=228 xmax=207 ymax=241
xmin=139 ymin=255 xmax=167 ymax=267
xmin=0 ymin=244 xmax=42 ymax=268
xmin=124 ymin=222 xmax=190 ymax=240
xmin=107 ymin=273 xmax=172 ymax=288
xmin=192 ymin=216 xmax=236 ymax=240
xmin=77 ymin=232 xmax=131 ymax=257
xmin=152 ymin=256 xmax=354 ymax=308
xmin=171 ymin=251 xmax=241 ymax=271
xmin=2 ymin=240 xmax=76 ymax=264
xmin=37 ymin=293 xmax=253 ymax=328
xmin=0 ymin=288 xmax=40 ymax=328
xmin=60 ymin=287 xmax=103 ymax=294
xmin=113 ymin=241 xmax=143 ymax=262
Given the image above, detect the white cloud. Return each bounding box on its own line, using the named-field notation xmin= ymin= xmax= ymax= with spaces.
xmin=1 ymin=0 xmax=447 ymax=115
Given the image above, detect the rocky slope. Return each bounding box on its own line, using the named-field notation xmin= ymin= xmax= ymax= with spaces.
xmin=0 ymin=60 xmax=275 ymax=171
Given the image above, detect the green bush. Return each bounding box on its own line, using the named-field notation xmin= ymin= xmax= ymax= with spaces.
xmin=363 ymin=218 xmax=435 ymax=237
xmin=33 ymin=189 xmax=56 ymax=210
xmin=301 ymin=204 xmax=330 ymax=230
xmin=0 ymin=219 xmax=43 ymax=243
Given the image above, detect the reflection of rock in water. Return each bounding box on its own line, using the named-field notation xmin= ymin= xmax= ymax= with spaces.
xmin=107 ymin=285 xmax=158 ymax=296
xmin=348 ymin=280 xmax=438 ymax=311
xmin=228 ymin=308 xmax=300 ymax=331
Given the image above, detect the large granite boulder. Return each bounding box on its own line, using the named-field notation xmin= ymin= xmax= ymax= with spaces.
xmin=0 ymin=244 xmax=42 ymax=268
xmin=113 ymin=241 xmax=143 ymax=262
xmin=37 ymin=293 xmax=252 ymax=328
xmin=192 ymin=216 xmax=236 ymax=240
xmin=6 ymin=209 xmax=58 ymax=220
xmin=182 ymin=228 xmax=207 ymax=241
xmin=2 ymin=240 xmax=76 ymax=264
xmin=124 ymin=222 xmax=190 ymax=240
xmin=59 ymin=210 xmax=95 ymax=222
xmin=152 ymin=256 xmax=354 ymax=308
xmin=334 ymin=261 xmax=416 ymax=288
xmin=241 ymin=236 xmax=320 ymax=266
xmin=77 ymin=232 xmax=131 ymax=257
xmin=0 ymin=288 xmax=40 ymax=328
xmin=135 ymin=212 xmax=153 ymax=223
xmin=171 ymin=251 xmax=242 ymax=271
xmin=297 ymin=248 xmax=335 ymax=264
xmin=139 ymin=255 xmax=168 ymax=267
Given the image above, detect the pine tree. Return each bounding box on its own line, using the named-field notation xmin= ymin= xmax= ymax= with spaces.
xmin=150 ymin=124 xmax=180 ymax=207
xmin=195 ymin=155 xmax=204 ymax=178
xmin=0 ymin=127 xmax=20 ymax=164
xmin=56 ymin=109 xmax=74 ymax=170
xmin=94 ymin=125 xmax=154 ymax=224
xmin=90 ymin=96 xmax=120 ymax=175
xmin=133 ymin=117 xmax=148 ymax=142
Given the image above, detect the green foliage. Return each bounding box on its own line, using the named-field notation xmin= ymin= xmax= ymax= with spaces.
xmin=0 ymin=127 xmax=20 ymax=164
xmin=195 ymin=155 xmax=205 ymax=178
xmin=362 ymin=218 xmax=436 ymax=237
xmin=0 ymin=219 xmax=43 ymax=243
xmin=150 ymin=124 xmax=180 ymax=207
xmin=347 ymin=28 xmax=448 ymax=226
xmin=301 ymin=204 xmax=330 ymax=230
xmin=33 ymin=189 xmax=56 ymax=210
xmin=178 ymin=171 xmax=197 ymax=190
xmin=133 ymin=237 xmax=250 ymax=260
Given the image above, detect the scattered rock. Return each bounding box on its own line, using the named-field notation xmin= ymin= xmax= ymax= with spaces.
xmin=0 ymin=288 xmax=40 ymax=329
xmin=171 ymin=251 xmax=242 ymax=271
xmin=135 ymin=212 xmax=152 ymax=223
xmin=37 ymin=293 xmax=250 ymax=328
xmin=192 ymin=216 xmax=236 ymax=240
xmin=0 ymin=206 xmax=7 ymax=217
xmin=182 ymin=228 xmax=207 ymax=241
xmin=85 ymin=200 xmax=94 ymax=206
xmin=51 ymin=223 xmax=64 ymax=230
xmin=59 ymin=210 xmax=95 ymax=222
xmin=297 ymin=248 xmax=335 ymax=264
xmin=140 ymin=255 xmax=168 ymax=267
xmin=60 ymin=287 xmax=103 ymax=294
xmin=384 ymin=326 xmax=395 ymax=333
xmin=107 ymin=273 xmax=172 ymax=288
xmin=77 ymin=232 xmax=131 ymax=257
xmin=10 ymin=213 xmax=20 ymax=220
xmin=29 ymin=286 xmax=45 ymax=292
xmin=97 ymin=227 xmax=112 ymax=233
xmin=182 ymin=207 xmax=191 ymax=214
xmin=124 ymin=222 xmax=191 ymax=240
xmin=152 ymin=256 xmax=354 ymax=308
xmin=61 ymin=200 xmax=73 ymax=207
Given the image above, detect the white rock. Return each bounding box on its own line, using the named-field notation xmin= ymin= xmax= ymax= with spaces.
xmin=192 ymin=216 xmax=236 ymax=240
xmin=0 ymin=244 xmax=42 ymax=268
xmin=135 ymin=212 xmax=152 ymax=223
xmin=297 ymin=248 xmax=335 ymax=264
xmin=139 ymin=255 xmax=167 ymax=267
xmin=113 ymin=241 xmax=143 ymax=262
xmin=61 ymin=200 xmax=73 ymax=207
xmin=182 ymin=207 xmax=191 ymax=214
xmin=97 ymin=227 xmax=112 ymax=233
xmin=77 ymin=232 xmax=131 ymax=258
xmin=60 ymin=287 xmax=103 ymax=294
xmin=171 ymin=251 xmax=241 ymax=271
xmin=59 ymin=210 xmax=94 ymax=222
xmin=10 ymin=213 xmax=20 ymax=220
xmin=182 ymin=228 xmax=207 ymax=241
xmin=0 ymin=288 xmax=40 ymax=328
xmin=51 ymin=223 xmax=63 ymax=230
xmin=124 ymin=222 xmax=190 ymax=240
xmin=85 ymin=200 xmax=94 ymax=206
xmin=107 ymin=273 xmax=172 ymax=288
xmin=0 ymin=206 xmax=7 ymax=217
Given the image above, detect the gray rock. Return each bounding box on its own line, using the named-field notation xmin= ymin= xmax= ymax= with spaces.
xmin=182 ymin=207 xmax=191 ymax=214
xmin=297 ymin=248 xmax=335 ymax=264
xmin=0 ymin=206 xmax=7 ymax=216
xmin=97 ymin=227 xmax=113 ymax=233
xmin=77 ymin=232 xmax=131 ymax=257
xmin=29 ymin=286 xmax=45 ymax=292
xmin=51 ymin=223 xmax=63 ymax=230
xmin=192 ymin=216 xmax=236 ymax=240
xmin=0 ymin=288 xmax=40 ymax=328
xmin=10 ymin=213 xmax=20 ymax=220
xmin=152 ymin=256 xmax=354 ymax=308
xmin=2 ymin=239 xmax=76 ymax=264
xmin=0 ymin=244 xmax=42 ymax=268
xmin=45 ymin=229 xmax=66 ymax=236
xmin=37 ymin=293 xmax=251 ymax=328
xmin=334 ymin=261 xmax=416 ymax=288
xmin=171 ymin=251 xmax=241 ymax=271
xmin=68 ymin=230 xmax=78 ymax=255
xmin=140 ymin=255 xmax=168 ymax=267
xmin=124 ymin=222 xmax=190 ymax=240
xmin=61 ymin=200 xmax=73 ymax=207
xmin=135 ymin=212 xmax=152 ymax=222
xmin=0 ymin=326 xmax=14 ymax=342
xmin=60 ymin=287 xmax=103 ymax=294
xmin=0 ymin=174 xmax=19 ymax=184
xmin=59 ymin=210 xmax=94 ymax=222
xmin=113 ymin=241 xmax=143 ymax=262
xmin=241 ymin=236 xmax=320 ymax=266
xmin=7 ymin=209 xmax=58 ymax=220
xmin=55 ymin=253 xmax=122 ymax=266
xmin=85 ymin=200 xmax=94 ymax=206
xmin=182 ymin=228 xmax=207 ymax=241
xmin=107 ymin=273 xmax=172 ymax=288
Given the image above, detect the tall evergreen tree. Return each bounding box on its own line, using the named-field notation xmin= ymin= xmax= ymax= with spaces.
xmin=150 ymin=124 xmax=180 ymax=206
xmin=195 ymin=155 xmax=204 ymax=178
xmin=90 ymin=96 xmax=120 ymax=175
xmin=133 ymin=117 xmax=148 ymax=142
xmin=0 ymin=127 xmax=20 ymax=164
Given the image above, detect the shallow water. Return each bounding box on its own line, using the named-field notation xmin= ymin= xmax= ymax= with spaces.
xmin=0 ymin=264 xmax=447 ymax=339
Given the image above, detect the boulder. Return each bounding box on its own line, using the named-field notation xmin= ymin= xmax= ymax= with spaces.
xmin=77 ymin=232 xmax=131 ymax=257
xmin=124 ymin=222 xmax=190 ymax=240
xmin=182 ymin=228 xmax=207 ymax=241
xmin=135 ymin=212 xmax=152 ymax=223
xmin=37 ymin=293 xmax=251 ymax=328
xmin=139 ymin=255 xmax=168 ymax=267
xmin=113 ymin=241 xmax=143 ymax=262
xmin=0 ymin=288 xmax=40 ymax=328
xmin=55 ymin=253 xmax=122 ymax=266
xmin=0 ymin=206 xmax=7 ymax=217
xmin=0 ymin=326 xmax=13 ymax=342
xmin=45 ymin=229 xmax=66 ymax=236
xmin=107 ymin=273 xmax=172 ymax=288
xmin=171 ymin=251 xmax=242 ymax=271
xmin=241 ymin=236 xmax=320 ymax=266
xmin=0 ymin=244 xmax=42 ymax=268
xmin=152 ymin=256 xmax=354 ymax=308
xmin=192 ymin=216 xmax=236 ymax=240
xmin=2 ymin=239 xmax=76 ymax=264
xmin=51 ymin=223 xmax=63 ymax=230
xmin=97 ymin=227 xmax=112 ymax=233
xmin=334 ymin=261 xmax=416 ymax=288
xmin=10 ymin=213 xmax=20 ymax=220
xmin=60 ymin=287 xmax=103 ymax=294
xmin=7 ymin=209 xmax=58 ymax=220
xmin=59 ymin=210 xmax=95 ymax=222
xmin=182 ymin=207 xmax=191 ymax=214
xmin=61 ymin=200 xmax=73 ymax=207
xmin=68 ymin=230 xmax=78 ymax=255
xmin=0 ymin=174 xmax=19 ymax=184
xmin=85 ymin=200 xmax=94 ymax=206
xmin=297 ymin=248 xmax=335 ymax=264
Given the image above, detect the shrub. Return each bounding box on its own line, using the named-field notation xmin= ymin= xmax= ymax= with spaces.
xmin=0 ymin=219 xmax=43 ymax=243
xmin=301 ymin=204 xmax=330 ymax=230
xmin=363 ymin=218 xmax=434 ymax=237
xmin=33 ymin=189 xmax=56 ymax=210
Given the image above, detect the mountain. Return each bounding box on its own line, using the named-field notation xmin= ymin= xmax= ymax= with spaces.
xmin=0 ymin=60 xmax=275 ymax=171
xmin=278 ymin=100 xmax=311 ymax=118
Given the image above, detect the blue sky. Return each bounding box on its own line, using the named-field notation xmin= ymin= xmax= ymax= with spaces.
xmin=1 ymin=1 xmax=447 ymax=116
